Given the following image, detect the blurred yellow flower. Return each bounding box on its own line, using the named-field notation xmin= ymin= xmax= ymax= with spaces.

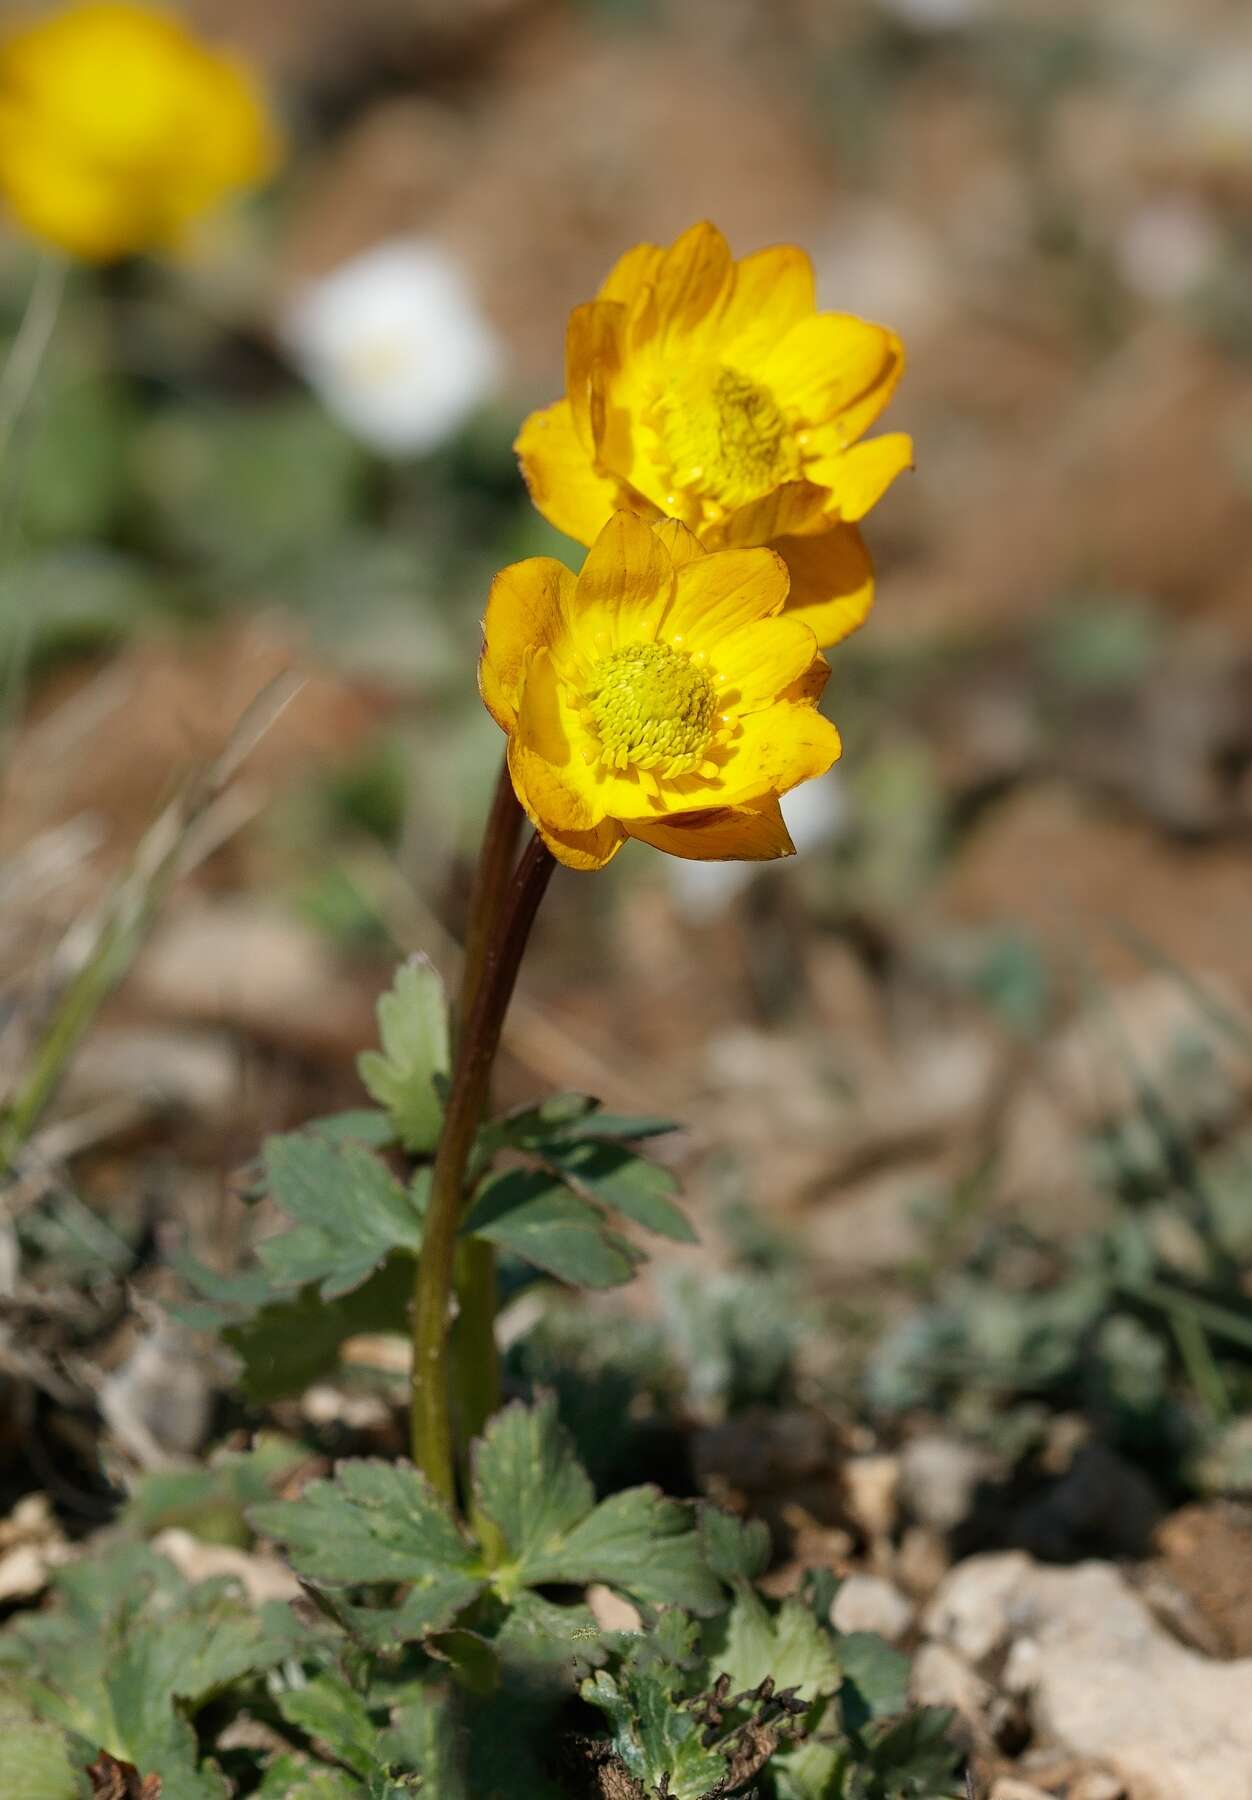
xmin=480 ymin=510 xmax=841 ymax=871
xmin=0 ymin=2 xmax=278 ymax=262
xmin=515 ymin=221 xmax=910 ymax=649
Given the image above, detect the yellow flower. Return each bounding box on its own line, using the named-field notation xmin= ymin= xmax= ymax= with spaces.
xmin=515 ymin=221 xmax=910 ymax=650
xmin=480 ymin=510 xmax=842 ymax=871
xmin=0 ymin=2 xmax=278 ymax=262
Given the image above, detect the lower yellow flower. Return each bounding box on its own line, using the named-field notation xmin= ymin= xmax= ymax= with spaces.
xmin=480 ymin=511 xmax=842 ymax=871
xmin=0 ymin=2 xmax=278 ymax=262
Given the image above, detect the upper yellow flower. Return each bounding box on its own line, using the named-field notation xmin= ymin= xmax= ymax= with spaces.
xmin=0 ymin=2 xmax=278 ymax=262
xmin=515 ymin=221 xmax=911 ymax=650
xmin=480 ymin=510 xmax=842 ymax=871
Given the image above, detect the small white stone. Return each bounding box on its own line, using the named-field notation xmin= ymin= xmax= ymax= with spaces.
xmin=1001 ymin=1635 xmax=1042 ymax=1695
xmin=922 ymin=1550 xmax=1035 ymax=1665
xmin=831 ymin=1573 xmax=915 ymax=1644
xmin=587 ymin=1583 xmax=642 ymax=1634
xmin=899 ymin=1434 xmax=996 ymax=1535
xmin=909 ymin=1642 xmax=990 ymax=1721
xmin=842 ymin=1453 xmax=901 ymax=1542
xmin=1069 ymin=1776 xmax=1126 ymax=1800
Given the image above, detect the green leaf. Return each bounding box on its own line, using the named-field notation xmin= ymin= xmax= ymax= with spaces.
xmin=849 ymin=1709 xmax=962 ymax=1796
xmin=277 ymin=1675 xmax=380 ymax=1782
xmin=309 ymin=1109 xmax=396 ymax=1147
xmin=425 ymin=1629 xmax=501 ymax=1698
xmin=465 ymin=1171 xmax=642 ymax=1289
xmin=0 ymin=548 xmax=165 ymax=671
xmin=472 ymin=1396 xmax=721 ymax=1616
xmin=222 ymin=1256 xmax=412 ymax=1403
xmin=252 ymin=1459 xmax=479 ymax=1594
xmin=119 ymin=1435 xmax=308 ymax=1547
xmin=836 ymin=1633 xmax=910 ymax=1729
xmin=699 ymin=1507 xmax=771 ymax=1584
xmin=471 ymin=1395 xmax=594 ymax=1573
xmin=484 ymin=1094 xmax=600 ymax=1152
xmin=0 ymin=1546 xmax=299 ymax=1800
xmin=0 ymin=1708 xmax=80 ymax=1800
xmin=547 ymin=1140 xmax=696 ymax=1243
xmin=581 ymin=1668 xmax=729 ymax=1800
xmin=24 ymin=373 xmax=133 ymax=542
xmin=488 ymin=1589 xmax=602 ymax=1672
xmin=486 ymin=1093 xmax=677 ymax=1153
xmin=136 ymin=395 xmax=367 ymax=570
xmin=256 ymin=1754 xmax=364 ymax=1799
xmin=560 ymin=1112 xmax=680 ymax=1143
xmin=711 ymin=1587 xmax=842 ymax=1706
xmin=258 ymin=1133 xmax=424 ymax=1299
xmin=542 ymin=1487 xmax=724 ymax=1614
xmin=336 ymin=1574 xmax=491 ymax=1652
xmin=380 ymin=1682 xmax=471 ymax=1800
xmin=357 ymin=957 xmax=451 ymax=1154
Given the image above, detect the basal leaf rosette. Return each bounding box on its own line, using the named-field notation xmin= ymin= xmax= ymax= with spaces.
xmin=515 ymin=220 xmax=910 ymax=649
xmin=0 ymin=1 xmax=279 ymax=262
xmin=479 ymin=510 xmax=842 ymax=871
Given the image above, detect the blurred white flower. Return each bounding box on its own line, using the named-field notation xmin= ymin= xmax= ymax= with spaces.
xmin=663 ymin=775 xmax=848 ymax=924
xmin=1115 ymin=196 xmax=1221 ymax=304
xmin=281 ymin=237 xmax=504 ymax=457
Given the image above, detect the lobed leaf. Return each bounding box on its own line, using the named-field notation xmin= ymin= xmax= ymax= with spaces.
xmin=699 ymin=1507 xmax=771 ymax=1585
xmin=222 ymin=1256 xmax=412 ymax=1403
xmin=472 ymin=1395 xmax=721 ymax=1616
xmin=251 ymin=1459 xmax=478 ymax=1591
xmin=582 ymin=1667 xmax=729 ymax=1800
xmin=0 ymin=1547 xmax=299 ymax=1800
xmin=357 ymin=956 xmax=451 ymax=1154
xmin=464 ymin=1171 xmax=643 ymax=1289
xmin=546 ymin=1140 xmax=696 ymax=1243
xmin=471 ymin=1394 xmax=594 ymax=1575
xmin=0 ymin=1708 xmax=80 ymax=1800
xmin=710 ymin=1586 xmax=842 ymax=1706
xmin=258 ymin=1133 xmax=424 ymax=1299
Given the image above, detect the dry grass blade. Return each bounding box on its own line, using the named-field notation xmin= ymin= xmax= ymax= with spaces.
xmin=0 ymin=671 xmax=306 ymax=1174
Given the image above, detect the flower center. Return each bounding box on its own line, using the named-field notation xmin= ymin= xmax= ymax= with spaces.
xmin=585 ymin=641 xmax=716 ymax=775
xmin=654 ymin=364 xmax=800 ymax=508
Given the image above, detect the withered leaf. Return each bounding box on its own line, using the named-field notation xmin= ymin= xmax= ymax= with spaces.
xmin=86 ymin=1749 xmax=163 ymax=1799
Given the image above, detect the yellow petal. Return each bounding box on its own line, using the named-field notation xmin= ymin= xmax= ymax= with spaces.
xmin=706 ymin=480 xmax=831 ymax=549
xmin=509 ymin=650 xmax=603 ymax=831
xmin=806 ymin=432 xmax=913 ymax=523
xmin=565 ymin=299 xmax=627 ymax=459
xmin=651 ymin=518 xmax=707 ymax=568
xmin=535 ymin=815 xmax=627 ymax=872
xmin=572 ymin=511 xmax=673 ymax=649
xmin=719 ymin=244 xmax=816 ymax=362
xmin=712 ymin=614 xmax=822 ymax=715
xmin=479 ymin=556 xmax=576 ymax=732
xmin=661 ymin=546 xmax=789 ymax=645
xmin=651 ymin=220 xmax=735 ymax=346
xmin=514 ymin=400 xmax=622 ymax=548
xmin=762 ymin=314 xmax=904 ymax=436
xmin=775 ymin=525 xmax=875 ymax=648
xmin=715 ymin=703 xmax=842 ymax=807
xmin=626 ymin=796 xmax=796 ymax=862
xmin=598 ymin=239 xmax=665 ymax=305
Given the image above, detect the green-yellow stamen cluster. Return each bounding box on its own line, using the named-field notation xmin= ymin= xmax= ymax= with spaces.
xmin=585 ymin=640 xmax=716 ymax=774
xmin=656 ymin=364 xmax=798 ymax=507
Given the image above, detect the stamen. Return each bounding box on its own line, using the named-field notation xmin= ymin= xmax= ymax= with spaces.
xmin=584 ymin=641 xmax=716 ymax=777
